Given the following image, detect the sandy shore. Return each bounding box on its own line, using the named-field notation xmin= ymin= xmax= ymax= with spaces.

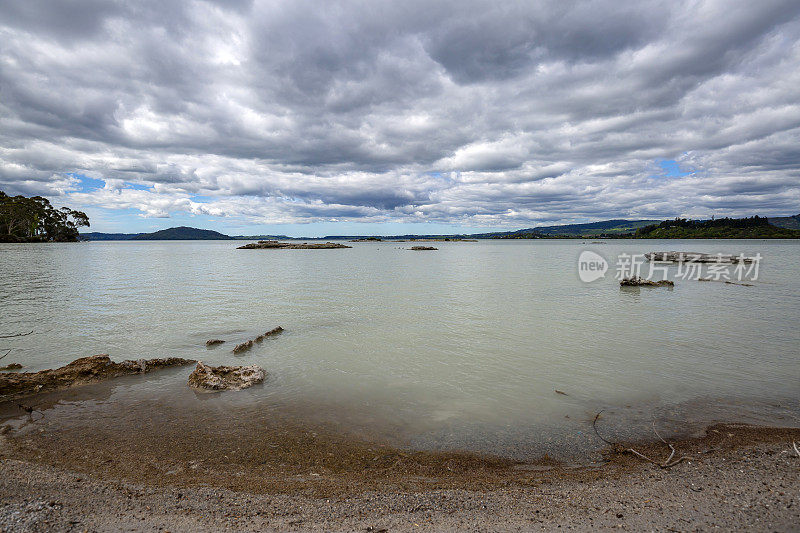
xmin=1 ymin=423 xmax=798 ymax=531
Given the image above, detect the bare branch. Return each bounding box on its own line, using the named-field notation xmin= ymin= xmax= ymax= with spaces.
xmin=593 ymin=411 xmax=689 ymax=468
xmin=18 ymin=403 xmax=44 ymax=419
xmin=652 ymin=419 xmax=668 ymax=444
xmin=0 ymin=349 xmax=10 ymax=361
xmin=0 ymin=330 xmax=33 ymax=339
xmin=592 ymin=411 xmax=616 ymax=446
xmin=793 ymin=441 xmax=800 ymax=458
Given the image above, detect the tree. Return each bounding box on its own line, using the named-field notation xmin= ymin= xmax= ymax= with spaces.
xmin=0 ymin=191 xmax=90 ymax=242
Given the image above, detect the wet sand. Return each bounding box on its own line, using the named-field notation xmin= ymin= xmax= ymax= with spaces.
xmin=1 ymin=372 xmax=799 ymax=530
xmin=1 ymin=406 xmax=799 ymax=532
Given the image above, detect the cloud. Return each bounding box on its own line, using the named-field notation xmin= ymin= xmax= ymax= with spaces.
xmin=0 ymin=0 xmax=799 ymax=230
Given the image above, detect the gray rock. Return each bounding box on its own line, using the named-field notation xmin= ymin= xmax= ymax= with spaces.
xmin=187 ymin=362 xmax=266 ymax=392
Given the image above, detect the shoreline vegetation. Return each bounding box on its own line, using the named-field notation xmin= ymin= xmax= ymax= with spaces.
xmin=76 ymin=214 xmax=800 ymax=242
xmin=0 ymin=191 xmax=89 ymax=243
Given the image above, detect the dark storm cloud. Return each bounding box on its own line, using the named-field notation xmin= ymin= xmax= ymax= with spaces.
xmin=1 ymin=0 xmax=799 ymax=226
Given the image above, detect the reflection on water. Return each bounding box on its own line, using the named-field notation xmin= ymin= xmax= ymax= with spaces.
xmin=1 ymin=239 xmax=798 ymax=459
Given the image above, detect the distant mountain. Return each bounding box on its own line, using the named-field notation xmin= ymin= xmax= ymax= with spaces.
xmin=469 ymin=219 xmax=660 ymax=238
xmin=769 ymin=214 xmax=800 ymax=230
xmin=82 ymin=227 xmax=233 ymax=240
xmin=231 ymin=234 xmax=292 ymax=240
xmin=131 ymin=227 xmax=233 ymax=240
xmin=81 ymin=232 xmax=140 ymax=241
xmin=79 ymin=215 xmax=800 ymax=241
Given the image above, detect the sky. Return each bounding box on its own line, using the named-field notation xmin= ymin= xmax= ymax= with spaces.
xmin=1 ymin=0 xmax=799 ymax=236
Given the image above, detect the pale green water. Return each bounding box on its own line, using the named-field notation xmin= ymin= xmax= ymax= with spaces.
xmin=1 ymin=239 xmax=798 ymax=458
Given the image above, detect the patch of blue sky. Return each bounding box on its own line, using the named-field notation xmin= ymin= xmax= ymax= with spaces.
xmin=654 ymin=159 xmax=695 ymax=179
xmin=68 ymin=173 xmax=105 ymax=192
xmin=189 ymin=195 xmax=214 ymax=203
xmin=123 ymin=182 xmax=153 ymax=191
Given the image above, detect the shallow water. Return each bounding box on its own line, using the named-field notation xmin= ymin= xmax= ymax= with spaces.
xmin=1 ymin=239 xmax=798 ymax=459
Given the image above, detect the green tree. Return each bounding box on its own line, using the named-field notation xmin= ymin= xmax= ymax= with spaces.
xmin=0 ymin=191 xmax=90 ymax=242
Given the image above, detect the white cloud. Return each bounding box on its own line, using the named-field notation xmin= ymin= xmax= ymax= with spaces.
xmin=1 ymin=0 xmax=799 ymax=229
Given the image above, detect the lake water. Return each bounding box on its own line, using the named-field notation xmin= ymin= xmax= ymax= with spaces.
xmin=1 ymin=239 xmax=798 ymax=459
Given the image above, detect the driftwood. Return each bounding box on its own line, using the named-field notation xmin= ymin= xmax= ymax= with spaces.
xmin=0 ymin=349 xmax=10 ymax=361
xmin=592 ymin=411 xmax=689 ymax=469
xmin=232 ymin=327 xmax=284 ymax=354
xmin=0 ymin=330 xmax=33 ymax=339
xmin=18 ymin=403 xmax=44 ymax=419
xmin=645 ymin=252 xmax=754 ymax=263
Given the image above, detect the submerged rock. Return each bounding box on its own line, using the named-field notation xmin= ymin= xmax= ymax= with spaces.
xmin=232 ymin=326 xmax=283 ymax=354
xmin=238 ymin=240 xmax=351 ymax=249
xmin=620 ymin=276 xmax=674 ymax=287
xmin=410 ymin=246 xmax=438 ymax=251
xmin=645 ymin=251 xmax=754 ymax=263
xmin=187 ymin=362 xmax=266 ymax=392
xmin=232 ymin=339 xmax=254 ymax=354
xmin=206 ymin=339 xmax=225 ymax=347
xmin=0 ymin=354 xmax=195 ymax=400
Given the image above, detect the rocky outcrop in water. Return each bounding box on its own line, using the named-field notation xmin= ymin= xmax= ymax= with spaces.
xmin=0 ymin=354 xmax=196 ymax=400
xmin=620 ymin=276 xmax=674 ymax=287
xmin=410 ymin=246 xmax=438 ymax=250
xmin=0 ymin=363 xmax=23 ymax=371
xmin=645 ymin=252 xmax=754 ymax=263
xmin=238 ymin=240 xmax=351 ymax=249
xmin=187 ymin=362 xmax=266 ymax=392
xmin=232 ymin=327 xmax=283 ymax=354
xmin=205 ymin=339 xmax=225 ymax=346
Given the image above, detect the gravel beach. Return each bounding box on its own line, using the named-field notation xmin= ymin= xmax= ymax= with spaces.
xmin=1 ymin=424 xmax=798 ymax=532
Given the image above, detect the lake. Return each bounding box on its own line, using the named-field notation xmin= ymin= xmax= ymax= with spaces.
xmin=1 ymin=239 xmax=798 ymax=460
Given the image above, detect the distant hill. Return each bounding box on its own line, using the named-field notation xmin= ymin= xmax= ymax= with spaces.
xmin=634 ymin=216 xmax=800 ymax=239
xmin=82 ymin=227 xmax=233 ymax=240
xmin=81 ymin=232 xmax=140 ymax=241
xmin=769 ymin=214 xmax=800 ymax=230
xmin=79 ymin=215 xmax=800 ymax=241
xmin=231 ymin=234 xmax=292 ymax=240
xmin=469 ymin=219 xmax=659 ymax=238
xmin=131 ymin=227 xmax=233 ymax=240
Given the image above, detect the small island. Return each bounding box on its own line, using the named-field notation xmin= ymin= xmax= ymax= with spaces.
xmin=237 ymin=240 xmax=351 ymax=249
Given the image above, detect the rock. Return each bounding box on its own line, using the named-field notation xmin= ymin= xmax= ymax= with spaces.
xmin=187 ymin=362 xmax=266 ymax=392
xmin=725 ymin=280 xmax=754 ymax=286
xmin=410 ymin=246 xmax=438 ymax=250
xmin=645 ymin=252 xmax=754 ymax=263
xmin=237 ymin=241 xmax=351 ymax=249
xmin=255 ymin=326 xmax=283 ymax=343
xmin=232 ymin=339 xmax=254 ymax=354
xmin=620 ymin=276 xmax=674 ymax=287
xmin=0 ymin=355 xmax=196 ymax=401
xmin=233 ymin=326 xmax=283 ymax=354
xmin=205 ymin=339 xmax=225 ymax=346
xmin=0 ymin=363 xmax=23 ymax=371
